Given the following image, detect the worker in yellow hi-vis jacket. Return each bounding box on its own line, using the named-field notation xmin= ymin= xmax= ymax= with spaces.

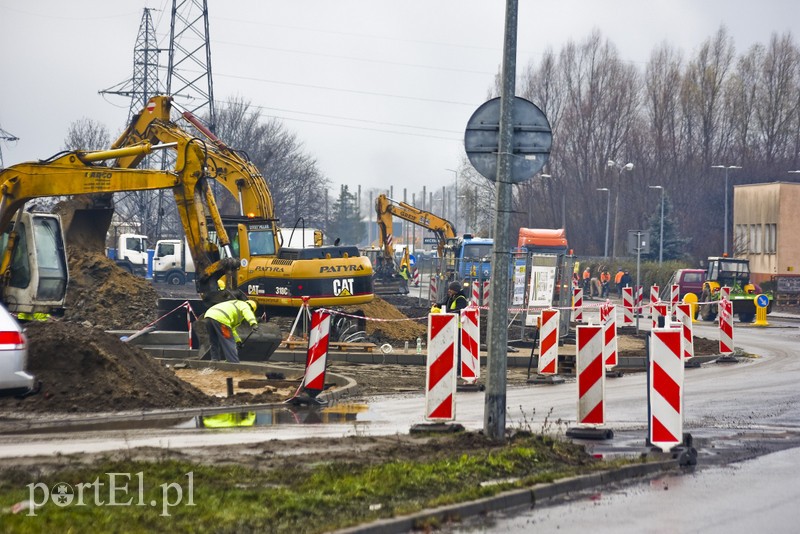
xmin=204 ymin=299 xmax=259 ymax=363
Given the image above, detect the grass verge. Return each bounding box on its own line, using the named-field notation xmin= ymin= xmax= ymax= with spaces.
xmin=0 ymin=432 xmax=640 ymax=533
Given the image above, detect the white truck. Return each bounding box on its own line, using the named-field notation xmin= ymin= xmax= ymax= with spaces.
xmin=153 ymin=238 xmax=195 ymax=285
xmin=107 ymin=233 xmax=149 ymax=277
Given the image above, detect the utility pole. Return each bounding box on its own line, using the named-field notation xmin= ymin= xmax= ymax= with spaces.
xmin=484 ymin=0 xmax=518 ymax=442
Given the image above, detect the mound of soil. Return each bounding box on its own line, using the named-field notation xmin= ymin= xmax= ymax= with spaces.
xmin=63 ymin=250 xmax=160 ymax=330
xmin=0 ymin=322 xmax=213 ymax=413
xmin=343 ymin=296 xmax=427 ymax=345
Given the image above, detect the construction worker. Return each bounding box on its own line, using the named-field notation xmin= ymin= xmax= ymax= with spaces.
xmin=582 ymin=266 xmax=591 ymax=294
xmin=600 ymin=269 xmax=611 ymax=298
xmin=614 ymin=268 xmax=625 ymax=297
xmin=398 ymin=263 xmax=411 ymax=294
xmin=204 ymin=299 xmax=259 ymax=363
xmin=435 ymin=281 xmax=469 ymax=376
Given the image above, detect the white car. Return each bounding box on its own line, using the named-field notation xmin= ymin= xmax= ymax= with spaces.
xmin=0 ymin=304 xmax=35 ymax=397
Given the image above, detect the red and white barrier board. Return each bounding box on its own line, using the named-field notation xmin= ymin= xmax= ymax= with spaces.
xmin=622 ymin=287 xmax=634 ymax=325
xmin=576 ymin=325 xmax=605 ymax=425
xmin=481 ymin=281 xmax=490 ymax=305
xmin=538 ymin=309 xmax=560 ymax=375
xmin=573 ymin=288 xmax=584 ymax=323
xmin=650 ymin=285 xmax=660 ymax=318
xmin=413 ymin=268 xmax=420 ymax=287
xmin=652 ymin=303 xmax=668 ymax=329
xmin=425 ymin=313 xmax=458 ymax=421
xmin=460 ymin=307 xmax=481 ymax=383
xmin=301 ymin=310 xmax=331 ymax=396
xmin=676 ymin=303 xmax=694 ymax=360
xmin=603 ymin=304 xmax=618 ymax=368
xmin=649 ymin=328 xmax=684 ymax=452
xmin=670 ymin=284 xmax=680 ymax=308
xmin=720 ymin=286 xmax=731 ymax=300
xmin=635 ymin=286 xmax=643 ymax=316
xmin=429 ymin=277 xmax=438 ymax=302
xmin=719 ymin=298 xmax=734 ymax=354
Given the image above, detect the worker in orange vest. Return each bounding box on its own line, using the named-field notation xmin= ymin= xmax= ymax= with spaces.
xmin=614 ymin=268 xmax=625 ymax=297
xmin=600 ymin=269 xmax=611 ymax=298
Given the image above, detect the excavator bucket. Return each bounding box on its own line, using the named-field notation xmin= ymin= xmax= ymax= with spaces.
xmin=53 ymin=195 xmax=114 ymax=252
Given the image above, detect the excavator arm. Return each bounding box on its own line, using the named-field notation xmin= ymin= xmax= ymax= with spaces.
xmin=375 ymin=193 xmax=456 ymax=259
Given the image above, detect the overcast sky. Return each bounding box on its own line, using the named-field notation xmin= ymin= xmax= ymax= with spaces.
xmin=1 ymin=1 xmax=797 ymax=196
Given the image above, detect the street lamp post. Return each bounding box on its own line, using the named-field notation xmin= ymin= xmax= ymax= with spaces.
xmin=596 ymin=187 xmax=610 ymax=258
xmin=541 ymin=174 xmax=566 ymax=230
xmin=607 ymin=160 xmax=634 ymax=258
xmin=648 ymin=185 xmax=664 ymax=264
xmin=711 ymin=165 xmax=742 ymax=255
xmin=446 ymin=168 xmax=458 ymax=233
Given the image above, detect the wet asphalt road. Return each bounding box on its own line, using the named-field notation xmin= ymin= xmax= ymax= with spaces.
xmin=0 ymin=317 xmax=798 ymax=465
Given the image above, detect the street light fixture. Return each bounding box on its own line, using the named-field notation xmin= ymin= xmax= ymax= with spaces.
xmin=541 ymin=174 xmax=566 ymax=230
xmin=607 ymin=159 xmax=634 ymax=258
xmin=648 ymin=185 xmax=664 ymax=264
xmin=711 ymin=165 xmax=742 ymax=255
xmin=596 ymin=188 xmax=611 ymax=258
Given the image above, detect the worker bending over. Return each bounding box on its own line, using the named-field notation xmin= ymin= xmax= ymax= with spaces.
xmin=204 ymin=299 xmax=259 ymax=363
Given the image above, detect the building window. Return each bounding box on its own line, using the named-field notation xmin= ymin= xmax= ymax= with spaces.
xmin=766 ymin=223 xmax=777 ymax=254
xmin=735 ymin=224 xmax=748 ymax=255
xmin=754 ymin=225 xmax=762 ymax=254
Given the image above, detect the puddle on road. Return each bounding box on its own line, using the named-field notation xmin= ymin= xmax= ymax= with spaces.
xmin=4 ymin=403 xmax=372 ymax=435
xmin=185 ymin=403 xmax=371 ymax=430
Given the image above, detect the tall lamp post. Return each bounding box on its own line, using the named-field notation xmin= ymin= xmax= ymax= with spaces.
xmin=541 ymin=174 xmax=566 ymax=230
xmin=596 ymin=187 xmax=611 ymax=258
xmin=711 ymin=165 xmax=741 ymax=255
xmin=607 ymin=160 xmax=634 ymax=258
xmin=446 ymin=168 xmax=458 ymax=233
xmin=648 ymin=185 xmax=664 ymax=264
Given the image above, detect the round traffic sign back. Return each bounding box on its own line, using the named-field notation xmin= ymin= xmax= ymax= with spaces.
xmin=464 ymin=96 xmax=552 ymax=183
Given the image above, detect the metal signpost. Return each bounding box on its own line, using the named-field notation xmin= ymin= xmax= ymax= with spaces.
xmin=627 ymin=230 xmax=650 ymax=333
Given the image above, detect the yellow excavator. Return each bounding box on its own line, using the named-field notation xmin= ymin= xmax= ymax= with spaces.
xmin=0 ymin=96 xmax=374 ymax=317
xmin=373 ymin=193 xmax=456 ymax=295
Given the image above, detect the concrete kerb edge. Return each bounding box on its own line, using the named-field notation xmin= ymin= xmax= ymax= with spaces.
xmin=331 ymin=459 xmax=677 ymax=534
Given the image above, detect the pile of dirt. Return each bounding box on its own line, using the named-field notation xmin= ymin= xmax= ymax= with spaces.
xmin=343 ymin=296 xmax=427 ymax=345
xmin=0 ymin=322 xmax=213 ymax=413
xmin=62 ymin=250 xmax=160 ymax=330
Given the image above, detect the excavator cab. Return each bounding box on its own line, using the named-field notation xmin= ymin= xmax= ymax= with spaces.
xmin=0 ymin=212 xmax=69 ymax=314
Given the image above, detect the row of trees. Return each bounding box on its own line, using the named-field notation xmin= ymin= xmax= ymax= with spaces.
xmin=458 ymin=26 xmax=800 ymax=261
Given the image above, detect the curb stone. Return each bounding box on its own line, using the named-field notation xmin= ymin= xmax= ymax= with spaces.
xmin=331 ymin=460 xmax=678 ymax=534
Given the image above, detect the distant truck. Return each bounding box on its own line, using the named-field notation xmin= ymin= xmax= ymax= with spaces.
xmin=279 ymin=228 xmax=322 ymax=249
xmin=517 ymin=227 xmax=569 ymax=255
xmin=664 ymin=268 xmax=706 ymax=300
xmin=153 ymin=238 xmax=195 ymax=285
xmin=106 ymin=233 xmax=149 ymax=277
xmin=444 ymin=235 xmax=494 ymax=282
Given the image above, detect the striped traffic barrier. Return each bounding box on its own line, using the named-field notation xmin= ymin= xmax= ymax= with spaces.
xmin=622 ymin=287 xmax=634 ymax=325
xmin=602 ymin=304 xmax=617 ymax=368
xmin=575 ymin=324 xmax=605 ymax=425
xmin=537 ymin=309 xmax=560 ymax=375
xmin=670 ymin=284 xmax=680 ymax=310
xmin=425 ymin=313 xmax=458 ymax=421
xmin=719 ymin=298 xmax=734 ymax=355
xmin=650 ymin=285 xmax=660 ymax=318
xmin=572 ymin=288 xmax=584 ymax=323
xmin=460 ymin=307 xmax=480 ymax=383
xmin=720 ymin=286 xmax=731 ymax=300
xmin=429 ymin=276 xmax=438 ymax=303
xmin=652 ymin=303 xmax=668 ymax=329
xmin=470 ymin=281 xmax=481 ymax=306
xmin=649 ymin=327 xmax=684 ymax=452
xmin=481 ymin=281 xmax=490 ymax=306
xmin=288 ymin=309 xmax=331 ymax=404
xmin=635 ymin=286 xmax=643 ymax=316
xmin=413 ymin=268 xmax=420 ymax=287
xmin=676 ymin=303 xmax=694 ymax=361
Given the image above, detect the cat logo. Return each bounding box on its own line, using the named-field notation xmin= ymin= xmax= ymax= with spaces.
xmin=333 ymin=278 xmax=354 ymax=297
